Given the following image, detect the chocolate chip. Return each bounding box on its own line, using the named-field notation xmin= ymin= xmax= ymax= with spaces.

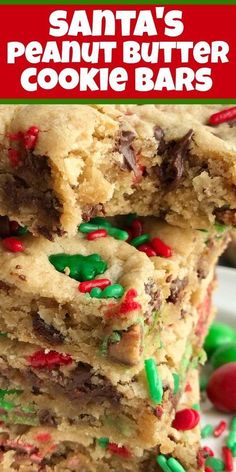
xmin=215 ymin=208 xmax=236 ymax=226
xmin=32 ymin=313 xmax=65 ymax=345
xmin=167 ymin=277 xmax=188 ymax=304
xmin=156 ymin=129 xmax=194 ymax=190
xmin=117 ymin=130 xmax=137 ymax=174
xmin=153 ymin=125 xmax=166 ymax=154
xmin=38 ymin=409 xmax=57 ymax=427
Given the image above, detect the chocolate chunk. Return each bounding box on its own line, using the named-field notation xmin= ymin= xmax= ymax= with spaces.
xmin=32 ymin=313 xmax=65 ymax=345
xmin=117 ymin=130 xmax=137 ymax=173
xmin=0 ymin=216 xmax=10 ymax=238
xmin=156 ymin=130 xmax=194 ymax=190
xmin=38 ymin=409 xmax=57 ymax=427
xmin=167 ymin=277 xmax=188 ymax=304
xmin=153 ymin=125 xmax=166 ymax=154
xmin=65 ymin=363 xmax=121 ymax=405
xmin=81 ymin=203 xmax=105 ymax=222
xmin=108 ymin=324 xmax=143 ymax=366
xmin=215 ymin=208 xmax=236 ymax=226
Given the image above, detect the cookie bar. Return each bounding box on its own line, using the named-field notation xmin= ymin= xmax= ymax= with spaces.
xmin=0 ymin=280 xmax=213 ymax=452
xmin=0 ymin=369 xmax=202 ymax=472
xmin=0 ymin=216 xmax=228 ymax=371
xmin=0 ymin=104 xmax=236 ymax=236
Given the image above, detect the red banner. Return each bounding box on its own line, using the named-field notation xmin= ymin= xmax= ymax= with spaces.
xmin=0 ymin=4 xmax=235 ymax=99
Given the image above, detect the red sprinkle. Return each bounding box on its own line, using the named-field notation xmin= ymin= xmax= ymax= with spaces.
xmin=208 ymin=107 xmax=236 ymax=126
xmin=27 ymin=350 xmax=72 ymax=369
xmin=131 ymin=219 xmax=143 ymax=238
xmin=197 ymin=450 xmax=205 ymax=468
xmin=214 ymin=420 xmax=227 ymax=437
xmin=119 ymin=288 xmax=141 ymax=314
xmin=34 ymin=433 xmax=52 ymax=443
xmin=8 ymin=148 xmax=21 ymax=167
xmin=202 ymin=447 xmax=214 ymax=458
xmin=108 ymin=443 xmax=131 ymax=459
xmin=222 ymin=446 xmax=234 ymax=471
xmin=154 ymin=406 xmax=163 ymax=418
xmin=2 ymin=237 xmax=24 ymax=252
xmin=78 ymin=278 xmax=111 ymax=293
xmin=150 ymin=237 xmax=173 ymax=258
xmin=138 ymin=243 xmax=157 ymax=257
xmin=184 ymin=383 xmax=192 ymax=392
xmin=23 ymin=126 xmax=39 ymax=150
xmin=205 ymin=467 xmax=214 ymax=472
xmin=7 ymin=131 xmax=23 ymax=141
xmin=86 ymin=229 xmax=108 ymax=240
xmin=172 ymin=408 xmax=200 ymax=431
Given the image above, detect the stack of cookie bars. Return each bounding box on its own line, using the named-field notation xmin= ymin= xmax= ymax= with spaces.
xmin=0 ymin=104 xmax=234 ymax=471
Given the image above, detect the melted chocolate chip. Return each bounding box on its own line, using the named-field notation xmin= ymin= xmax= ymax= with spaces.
xmin=32 ymin=314 xmax=65 ymax=345
xmin=117 ymin=130 xmax=137 ymax=173
xmin=154 ymin=129 xmax=194 ymax=190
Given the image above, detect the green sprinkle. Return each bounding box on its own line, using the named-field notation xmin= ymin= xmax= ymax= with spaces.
xmin=231 ymin=416 xmax=236 ymax=431
xmin=131 ymin=234 xmax=150 ymax=247
xmin=0 ymin=398 xmax=16 ymax=411
xmin=110 ymin=332 xmax=121 ymax=344
xmin=200 ymin=374 xmax=208 ymax=392
xmin=102 ymin=284 xmax=124 ymax=299
xmin=0 ymin=389 xmax=22 ymax=398
xmin=214 ymin=222 xmax=227 ymax=234
xmin=144 ymin=358 xmax=163 ymax=404
xmin=90 ymin=287 xmax=103 ymax=298
xmin=97 ymin=437 xmax=109 ymax=449
xmin=90 ymin=218 xmax=112 ymax=228
xmin=49 ymin=253 xmax=107 ymax=282
xmin=78 ymin=223 xmax=101 ymax=233
xmin=192 ymin=403 xmax=200 ymax=411
xmin=172 ymin=373 xmax=180 ymax=395
xmin=106 ymin=227 xmax=129 ymax=241
xmin=156 ymin=455 xmax=172 ymax=472
xmin=17 ymin=225 xmax=28 ymax=236
xmin=201 ymin=424 xmax=214 ymax=438
xmin=205 ymin=457 xmax=225 ymax=471
xmin=0 ymin=332 xmax=7 ymax=337
xmin=231 ymin=443 xmax=236 ymax=457
xmin=167 ymin=457 xmax=186 ymax=472
xmin=226 ymin=431 xmax=236 ymax=448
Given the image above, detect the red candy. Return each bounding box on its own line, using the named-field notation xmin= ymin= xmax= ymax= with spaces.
xmin=23 ymin=126 xmax=39 ymax=150
xmin=131 ymin=219 xmax=143 ymax=238
xmin=28 ymin=350 xmax=72 ymax=369
xmin=206 ymin=362 xmax=236 ymax=413
xmin=2 ymin=237 xmax=24 ymax=252
xmin=150 ymin=237 xmax=173 ymax=258
xmin=205 ymin=467 xmax=214 ymax=472
xmin=78 ymin=278 xmax=111 ymax=293
xmin=108 ymin=443 xmax=131 ymax=458
xmin=172 ymin=408 xmax=200 ymax=431
xmin=208 ymin=107 xmax=236 ymax=126
xmin=86 ymin=229 xmax=107 ymax=240
xmin=119 ymin=288 xmax=141 ymax=314
xmin=222 ymin=446 xmax=234 ymax=472
xmin=214 ymin=420 xmax=226 ymax=437
xmin=8 ymin=148 xmax=21 ymax=167
xmin=138 ymin=243 xmax=157 ymax=257
xmin=202 ymin=447 xmax=214 ymax=458
xmin=34 ymin=432 xmax=52 ymax=443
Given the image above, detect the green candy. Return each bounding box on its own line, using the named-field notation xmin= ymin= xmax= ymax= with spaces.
xmin=167 ymin=458 xmax=186 ymax=472
xmin=131 ymin=234 xmax=150 ymax=247
xmin=49 ymin=253 xmax=107 ymax=282
xmin=192 ymin=403 xmax=200 ymax=411
xmin=231 ymin=416 xmax=236 ymax=431
xmin=226 ymin=431 xmax=236 ymax=448
xmin=90 ymin=287 xmax=103 ymax=298
xmin=0 ymin=398 xmax=16 ymax=411
xmin=78 ymin=223 xmax=101 ymax=233
xmin=204 ymin=322 xmax=236 ymax=357
xmin=145 ymin=358 xmax=163 ymax=404
xmin=102 ymin=284 xmax=124 ymax=299
xmin=17 ymin=225 xmax=28 ymax=236
xmin=205 ymin=457 xmax=225 ymax=471
xmin=156 ymin=455 xmax=172 ymax=472
xmin=211 ymin=343 xmax=236 ymax=369
xmin=231 ymin=443 xmax=236 ymax=457
xmin=79 ymin=219 xmax=128 ymax=241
